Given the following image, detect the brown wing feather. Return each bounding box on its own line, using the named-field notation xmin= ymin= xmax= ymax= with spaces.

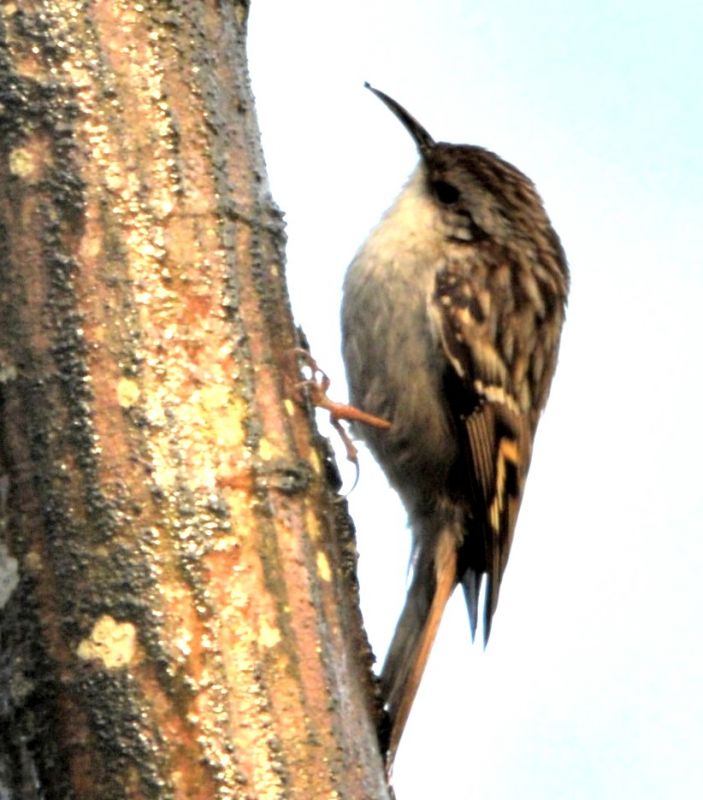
xmin=433 ymin=248 xmax=553 ymax=636
xmin=464 ymin=400 xmax=530 ymax=634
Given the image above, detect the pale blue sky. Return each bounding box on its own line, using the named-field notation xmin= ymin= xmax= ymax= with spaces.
xmin=250 ymin=2 xmax=703 ymax=797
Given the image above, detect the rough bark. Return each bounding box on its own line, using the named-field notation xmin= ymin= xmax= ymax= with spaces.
xmin=0 ymin=2 xmax=388 ymax=798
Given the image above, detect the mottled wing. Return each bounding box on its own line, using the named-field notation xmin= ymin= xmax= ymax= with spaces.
xmin=432 ymin=248 xmax=557 ymax=638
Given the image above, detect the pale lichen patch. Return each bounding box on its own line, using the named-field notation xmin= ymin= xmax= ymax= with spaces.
xmin=258 ymin=618 xmax=281 ymax=649
xmin=257 ymin=436 xmax=278 ymax=462
xmin=316 ymin=550 xmax=331 ymax=583
xmin=117 ymin=377 xmax=140 ymax=408
xmin=9 ymin=145 xmax=44 ymax=182
xmin=77 ymin=614 xmax=139 ymax=669
xmin=306 ymin=506 xmax=321 ymax=541
xmin=308 ymin=446 xmax=322 ymax=475
xmin=0 ymin=360 xmax=17 ymax=384
xmin=0 ymin=543 xmax=19 ymax=608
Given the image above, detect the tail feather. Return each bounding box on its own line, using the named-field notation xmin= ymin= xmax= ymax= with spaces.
xmin=380 ymin=528 xmax=457 ymax=765
xmin=460 ymin=569 xmax=481 ymax=641
xmin=460 ymin=568 xmax=502 ymax=646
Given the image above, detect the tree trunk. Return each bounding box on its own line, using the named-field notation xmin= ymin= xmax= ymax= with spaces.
xmin=0 ymin=2 xmax=388 ymax=798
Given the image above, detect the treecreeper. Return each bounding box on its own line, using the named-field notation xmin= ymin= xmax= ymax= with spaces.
xmin=341 ymin=84 xmax=569 ymax=766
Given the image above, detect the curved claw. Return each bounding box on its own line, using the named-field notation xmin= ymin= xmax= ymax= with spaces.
xmin=293 ymin=348 xmax=390 ymax=493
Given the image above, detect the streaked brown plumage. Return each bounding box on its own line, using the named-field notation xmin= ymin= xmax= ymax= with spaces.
xmin=342 ymin=85 xmax=568 ymax=764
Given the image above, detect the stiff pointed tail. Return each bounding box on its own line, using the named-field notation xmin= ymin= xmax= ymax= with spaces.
xmin=380 ymin=528 xmax=458 ymax=765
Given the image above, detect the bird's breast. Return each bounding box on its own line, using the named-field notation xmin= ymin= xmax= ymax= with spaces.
xmin=341 ymin=209 xmax=458 ymax=501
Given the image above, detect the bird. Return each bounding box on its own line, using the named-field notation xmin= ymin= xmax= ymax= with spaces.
xmin=341 ymin=84 xmax=569 ymax=763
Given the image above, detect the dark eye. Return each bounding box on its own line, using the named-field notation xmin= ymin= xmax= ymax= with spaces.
xmin=432 ymin=179 xmax=460 ymax=205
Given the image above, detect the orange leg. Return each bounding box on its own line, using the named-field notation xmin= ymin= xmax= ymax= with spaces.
xmin=295 ymin=349 xmax=391 ymax=464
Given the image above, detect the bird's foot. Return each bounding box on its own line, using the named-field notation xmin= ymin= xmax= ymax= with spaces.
xmin=294 ymin=349 xmax=391 ymax=465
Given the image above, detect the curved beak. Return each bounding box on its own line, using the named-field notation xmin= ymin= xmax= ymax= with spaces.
xmin=364 ymin=83 xmax=435 ymax=157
